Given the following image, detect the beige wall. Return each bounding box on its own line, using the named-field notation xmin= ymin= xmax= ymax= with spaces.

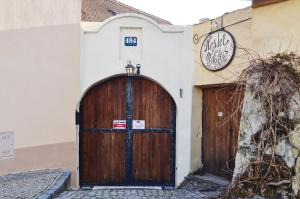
xmin=0 ymin=24 xmax=80 ymax=149
xmin=0 ymin=142 xmax=77 ymax=185
xmin=190 ymin=87 xmax=203 ymax=172
xmin=0 ymin=1 xmax=80 ymax=187
xmin=0 ymin=0 xmax=81 ymax=30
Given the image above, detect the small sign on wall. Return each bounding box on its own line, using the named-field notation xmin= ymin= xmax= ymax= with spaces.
xmin=0 ymin=131 xmax=14 ymax=158
xmin=124 ymin=37 xmax=137 ymax=46
xmin=120 ymin=28 xmax=142 ymax=60
xmin=132 ymin=120 xmax=145 ymax=129
xmin=200 ymin=30 xmax=235 ymax=71
xmin=211 ymin=17 xmax=222 ymax=32
xmin=113 ymin=120 xmax=126 ymax=129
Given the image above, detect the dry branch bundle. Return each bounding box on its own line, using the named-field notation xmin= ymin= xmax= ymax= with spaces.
xmin=228 ymin=155 xmax=292 ymax=198
xmin=226 ymin=52 xmax=300 ymax=198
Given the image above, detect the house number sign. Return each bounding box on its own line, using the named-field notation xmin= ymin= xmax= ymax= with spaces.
xmin=200 ymin=30 xmax=235 ymax=71
xmin=125 ymin=37 xmax=137 ymax=46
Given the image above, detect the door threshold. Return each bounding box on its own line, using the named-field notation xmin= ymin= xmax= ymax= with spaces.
xmin=91 ymin=186 xmax=162 ymax=190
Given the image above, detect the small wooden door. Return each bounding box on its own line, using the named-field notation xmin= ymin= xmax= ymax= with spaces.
xmin=79 ymin=76 xmax=175 ymax=187
xmin=202 ymin=86 xmax=243 ymax=178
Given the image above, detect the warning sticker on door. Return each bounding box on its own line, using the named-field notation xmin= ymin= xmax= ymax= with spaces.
xmin=132 ymin=120 xmax=145 ymax=129
xmin=113 ymin=120 xmax=126 ymax=129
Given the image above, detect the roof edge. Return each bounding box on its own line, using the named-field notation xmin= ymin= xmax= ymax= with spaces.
xmin=107 ymin=0 xmax=172 ymax=25
xmin=81 ymin=13 xmax=184 ymax=33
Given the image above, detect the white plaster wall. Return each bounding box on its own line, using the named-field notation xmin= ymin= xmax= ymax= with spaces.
xmin=80 ymin=14 xmax=195 ymax=186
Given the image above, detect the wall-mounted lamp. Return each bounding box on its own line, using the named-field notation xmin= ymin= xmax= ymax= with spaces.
xmin=125 ymin=61 xmax=135 ymax=76
xmin=125 ymin=61 xmax=141 ymax=76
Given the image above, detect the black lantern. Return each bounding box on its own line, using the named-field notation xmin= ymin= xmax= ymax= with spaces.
xmin=125 ymin=61 xmax=135 ymax=76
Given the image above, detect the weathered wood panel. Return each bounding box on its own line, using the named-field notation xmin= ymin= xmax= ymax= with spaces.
xmin=80 ymin=77 xmax=126 ymax=185
xmin=80 ymin=76 xmax=175 ymax=186
xmin=202 ymin=86 xmax=243 ymax=178
xmin=131 ymin=78 xmax=174 ymax=184
xmin=132 ymin=132 xmax=172 ymax=183
xmin=132 ymin=78 xmax=173 ymax=129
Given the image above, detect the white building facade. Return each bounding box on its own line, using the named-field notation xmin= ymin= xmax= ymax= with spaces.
xmin=79 ymin=14 xmax=198 ymax=187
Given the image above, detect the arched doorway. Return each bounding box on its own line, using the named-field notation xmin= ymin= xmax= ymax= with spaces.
xmin=79 ymin=75 xmax=176 ymax=187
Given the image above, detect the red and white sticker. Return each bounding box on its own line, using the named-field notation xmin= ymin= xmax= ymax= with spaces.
xmin=113 ymin=120 xmax=126 ymax=129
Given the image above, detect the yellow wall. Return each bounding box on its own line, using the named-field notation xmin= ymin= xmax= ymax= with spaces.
xmin=193 ymin=0 xmax=300 ymax=86
xmin=190 ymin=87 xmax=203 ymax=172
xmin=192 ymin=0 xmax=300 ymax=173
xmin=252 ymin=0 xmax=300 ymax=56
xmin=193 ymin=7 xmax=252 ymax=86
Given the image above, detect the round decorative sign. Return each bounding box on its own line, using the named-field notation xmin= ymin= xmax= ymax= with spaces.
xmin=200 ymin=30 xmax=235 ymax=71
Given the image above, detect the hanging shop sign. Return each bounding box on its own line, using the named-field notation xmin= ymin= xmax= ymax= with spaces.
xmin=113 ymin=120 xmax=126 ymax=129
xmin=200 ymin=30 xmax=235 ymax=71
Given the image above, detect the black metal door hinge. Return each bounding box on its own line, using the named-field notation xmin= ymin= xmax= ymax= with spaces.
xmin=76 ymin=111 xmax=81 ymax=125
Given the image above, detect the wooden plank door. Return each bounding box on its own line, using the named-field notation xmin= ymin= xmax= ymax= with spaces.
xmin=131 ymin=77 xmax=175 ymax=186
xmin=79 ymin=76 xmax=176 ymax=187
xmin=80 ymin=77 xmax=126 ymax=186
xmin=202 ymin=86 xmax=243 ymax=178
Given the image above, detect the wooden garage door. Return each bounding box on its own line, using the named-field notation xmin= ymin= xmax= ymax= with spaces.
xmin=202 ymin=86 xmax=243 ymax=178
xmin=79 ymin=76 xmax=176 ymax=187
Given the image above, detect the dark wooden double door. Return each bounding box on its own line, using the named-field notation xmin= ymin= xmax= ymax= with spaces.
xmin=202 ymin=86 xmax=243 ymax=179
xmin=79 ymin=76 xmax=176 ymax=187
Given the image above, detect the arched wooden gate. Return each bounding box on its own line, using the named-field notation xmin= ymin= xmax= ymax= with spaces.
xmin=78 ymin=76 xmax=176 ymax=187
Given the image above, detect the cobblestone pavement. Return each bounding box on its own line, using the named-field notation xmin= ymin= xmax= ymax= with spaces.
xmin=58 ymin=189 xmax=210 ymax=199
xmin=0 ymin=169 xmax=64 ymax=199
xmin=57 ymin=176 xmax=228 ymax=199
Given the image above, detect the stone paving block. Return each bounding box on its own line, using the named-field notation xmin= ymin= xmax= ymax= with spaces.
xmin=56 ymin=177 xmax=226 ymax=199
xmin=0 ymin=170 xmax=66 ymax=199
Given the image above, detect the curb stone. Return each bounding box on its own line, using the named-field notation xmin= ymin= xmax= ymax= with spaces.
xmin=38 ymin=172 xmax=71 ymax=199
